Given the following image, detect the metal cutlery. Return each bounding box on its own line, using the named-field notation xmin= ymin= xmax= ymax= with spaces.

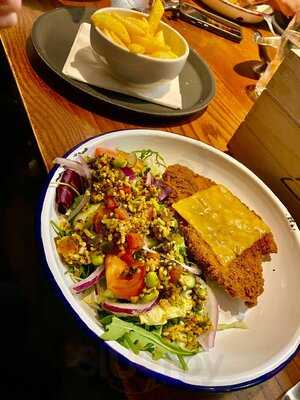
xmin=164 ymin=1 xmax=243 ymax=42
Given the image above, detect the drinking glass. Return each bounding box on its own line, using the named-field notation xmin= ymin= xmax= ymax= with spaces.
xmin=252 ymin=16 xmax=300 ymax=99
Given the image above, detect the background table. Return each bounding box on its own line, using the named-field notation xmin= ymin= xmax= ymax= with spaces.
xmin=0 ymin=0 xmax=299 ymax=398
xmin=2 ymin=0 xmax=260 ymax=171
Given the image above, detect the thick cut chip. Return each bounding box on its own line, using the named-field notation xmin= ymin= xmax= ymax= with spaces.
xmin=128 ymin=43 xmax=145 ymax=54
xmin=103 ymin=28 xmax=113 ymax=41
xmin=154 ymin=30 xmax=165 ymax=46
xmin=126 ymin=16 xmax=149 ymax=33
xmin=109 ymin=30 xmax=128 ymax=49
xmin=112 ymin=13 xmax=146 ymax=36
xmin=141 ymin=17 xmax=150 ymax=29
xmin=148 ymin=0 xmax=165 ymax=35
xmin=131 ymin=34 xmax=170 ymax=53
xmin=91 ymin=13 xmax=130 ymax=45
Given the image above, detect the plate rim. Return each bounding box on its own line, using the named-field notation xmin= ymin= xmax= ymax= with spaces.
xmin=37 ymin=129 xmax=300 ymax=392
xmin=30 ymin=7 xmax=216 ymax=117
xmin=218 ymin=0 xmax=266 ymax=16
xmin=199 ymin=0 xmax=269 ymax=23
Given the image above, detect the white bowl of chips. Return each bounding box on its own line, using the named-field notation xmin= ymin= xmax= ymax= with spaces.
xmin=90 ymin=1 xmax=189 ymax=85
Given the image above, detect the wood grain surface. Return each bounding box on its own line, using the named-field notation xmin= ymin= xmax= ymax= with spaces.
xmin=0 ymin=0 xmax=299 ymax=398
xmin=1 ymin=0 xmax=261 ymax=171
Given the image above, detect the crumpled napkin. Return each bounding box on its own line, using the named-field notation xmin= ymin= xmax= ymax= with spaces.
xmin=62 ymin=23 xmax=183 ymax=109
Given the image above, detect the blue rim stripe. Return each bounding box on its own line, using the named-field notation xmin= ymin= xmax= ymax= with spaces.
xmin=36 ymin=129 xmax=300 ymax=393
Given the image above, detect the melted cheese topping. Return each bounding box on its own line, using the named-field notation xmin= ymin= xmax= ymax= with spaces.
xmin=173 ymin=185 xmax=270 ymax=266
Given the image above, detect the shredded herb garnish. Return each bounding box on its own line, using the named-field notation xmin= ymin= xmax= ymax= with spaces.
xmin=73 ymin=147 xmax=88 ymax=157
xmin=50 ymin=220 xmax=66 ymax=237
xmin=134 ymin=149 xmax=166 ymax=168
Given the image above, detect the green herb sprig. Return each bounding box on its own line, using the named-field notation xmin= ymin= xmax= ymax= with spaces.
xmin=101 ymin=316 xmax=196 ymax=370
xmin=134 ymin=149 xmax=166 ymax=168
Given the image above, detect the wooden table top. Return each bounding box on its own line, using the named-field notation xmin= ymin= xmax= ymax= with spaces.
xmin=1 ymin=0 xmax=299 ymax=398
xmin=1 ymin=0 xmax=260 ymax=171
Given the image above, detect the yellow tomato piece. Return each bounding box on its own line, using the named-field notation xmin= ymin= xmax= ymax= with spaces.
xmin=148 ymin=0 xmax=165 ymax=35
xmin=128 ymin=43 xmax=146 ymax=54
xmin=91 ymin=13 xmax=130 ymax=45
xmin=112 ymin=13 xmax=147 ymax=36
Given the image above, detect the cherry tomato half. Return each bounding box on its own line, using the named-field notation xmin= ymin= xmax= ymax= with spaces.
xmin=126 ymin=232 xmax=144 ymax=251
xmin=95 ymin=147 xmax=118 ymax=158
xmin=105 ymin=255 xmax=145 ymax=300
xmin=114 ymin=207 xmax=129 ymax=221
xmin=119 ymin=250 xmax=135 ymax=266
xmin=169 ymin=265 xmax=183 ymax=283
xmin=105 ymin=195 xmax=118 ymax=211
xmin=93 ymin=205 xmax=106 ymax=234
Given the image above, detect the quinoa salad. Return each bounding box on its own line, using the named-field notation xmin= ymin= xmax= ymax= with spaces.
xmin=51 ymin=147 xmax=219 ymax=370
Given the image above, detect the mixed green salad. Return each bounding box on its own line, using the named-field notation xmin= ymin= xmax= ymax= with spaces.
xmin=51 ymin=147 xmax=220 ymax=370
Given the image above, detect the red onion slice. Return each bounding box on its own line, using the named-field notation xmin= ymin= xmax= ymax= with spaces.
xmin=198 ymin=280 xmax=219 ymax=351
xmin=71 ymin=266 xmax=105 ymax=294
xmin=158 ymin=186 xmax=172 ymax=201
xmin=142 ymin=247 xmax=201 ymax=276
xmin=153 ymin=178 xmax=163 ymax=187
xmin=180 ymin=262 xmax=201 ymax=276
xmin=121 ymin=166 xmax=136 ymax=180
xmin=102 ymin=296 xmax=158 ymax=316
xmin=78 ymin=155 xmax=92 ymax=180
xmin=171 ymin=258 xmax=201 ymax=276
xmin=145 ymin=172 xmax=154 ymax=186
xmin=165 ymin=257 xmax=202 ymax=276
xmin=55 ymin=157 xmax=91 ymax=179
xmin=142 ymin=246 xmax=157 ymax=254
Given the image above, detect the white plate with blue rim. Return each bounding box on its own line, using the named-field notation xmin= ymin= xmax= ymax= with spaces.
xmin=38 ymin=129 xmax=300 ymax=392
